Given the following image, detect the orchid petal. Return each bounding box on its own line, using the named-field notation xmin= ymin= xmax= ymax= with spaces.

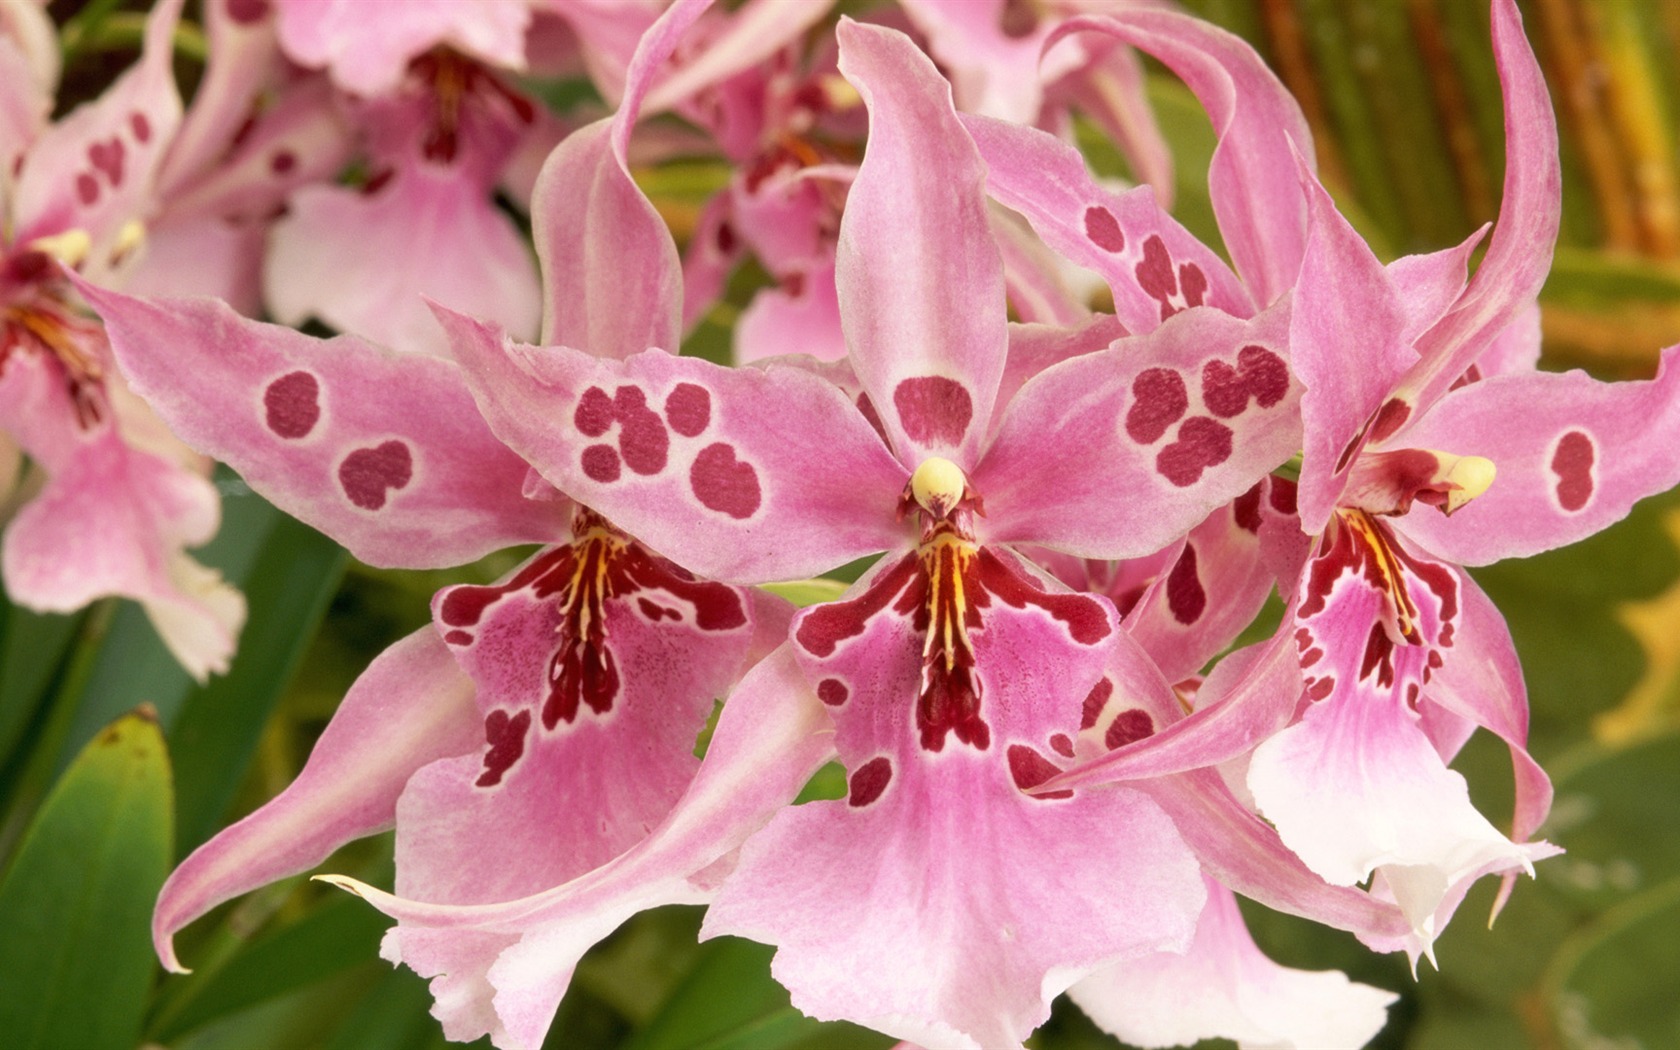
xmin=990 ymin=202 xmax=1094 ymax=328
xmin=640 ymin=0 xmax=836 ymax=116
xmin=1071 ymin=877 xmax=1396 ymax=1050
xmin=1385 ymin=226 xmax=1486 ymax=345
xmin=1395 ymin=347 xmax=1680 ymax=565
xmin=961 ymin=112 xmax=1251 ymax=332
xmin=435 ymin=306 xmax=910 ymax=584
xmin=974 ymin=301 xmax=1299 ymax=559
xmin=1049 ymin=8 xmax=1312 ymax=307
xmin=993 ymin=313 xmax=1125 ymax=434
xmin=156 ymin=0 xmax=283 ymax=198
xmin=835 ymin=19 xmax=1006 ymax=469
xmin=153 ymin=628 xmax=480 ymax=972
xmin=273 ymin=0 xmax=531 ymax=96
xmin=735 ymin=262 xmax=847 ymax=365
xmin=84 ymin=285 xmax=564 ymax=568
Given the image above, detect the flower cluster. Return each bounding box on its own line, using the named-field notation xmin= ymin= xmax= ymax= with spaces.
xmin=10 ymin=0 xmax=1680 ymax=1048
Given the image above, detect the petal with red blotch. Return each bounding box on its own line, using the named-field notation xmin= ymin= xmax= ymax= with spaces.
xmin=961 ymin=112 xmax=1250 ymax=333
xmin=1395 ymin=347 xmax=1680 ymax=566
xmin=11 ymin=0 xmax=183 ymax=257
xmin=436 ymin=307 xmax=910 ymax=584
xmin=266 ymin=166 xmax=541 ymax=356
xmin=835 ymin=20 xmax=1005 ymax=469
xmin=1291 ymin=163 xmax=1417 ymax=535
xmin=152 ymin=628 xmax=480 ymax=972
xmin=1405 ymin=0 xmax=1559 ymax=409
xmin=1049 ymin=9 xmax=1312 ymax=308
xmin=0 ymin=350 xmax=242 ymax=680
xmin=975 ymin=301 xmax=1299 ymax=560
xmin=1071 ymin=877 xmax=1396 ymax=1050
xmin=274 ymin=0 xmax=531 ymax=96
xmin=83 ymin=285 xmax=564 ymax=567
xmin=314 ymin=645 xmax=834 ymax=1050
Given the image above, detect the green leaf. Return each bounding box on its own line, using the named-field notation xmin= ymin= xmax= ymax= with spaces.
xmin=759 ymin=579 xmax=850 ymax=608
xmin=0 ymin=597 xmax=86 ymax=771
xmin=1545 ymin=877 xmax=1680 ymax=1049
xmin=0 ymin=707 xmax=173 ymax=1050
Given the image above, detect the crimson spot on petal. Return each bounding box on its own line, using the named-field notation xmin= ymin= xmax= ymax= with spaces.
xmin=263 ymin=371 xmax=320 ymax=439
xmin=614 ymin=386 xmax=669 ymax=474
xmin=581 ymin=444 xmax=621 ymax=482
xmin=475 ymin=709 xmax=531 ymax=788
xmin=1125 ymin=368 xmax=1188 ymax=444
xmin=1179 ymin=263 xmax=1208 ymax=308
xmin=1306 ymin=676 xmax=1335 ymax=701
xmin=574 ymin=385 xmax=615 ymax=437
xmin=1081 ymin=678 xmax=1113 ymax=729
xmin=664 ymin=383 xmax=711 ymax=437
xmin=847 ymin=756 xmax=893 ymax=807
xmin=1083 ymin=205 xmax=1125 ymax=252
xmin=817 ymin=678 xmax=849 ymax=706
xmin=690 ymin=442 xmax=761 ymax=519
xmin=270 ymin=150 xmax=297 ymax=176
xmin=892 ymin=376 xmax=973 ymax=446
xmin=338 ymin=440 xmax=413 ymax=510
xmin=129 ymin=111 xmax=151 ymax=143
xmin=76 ymin=173 xmax=99 ymax=205
xmin=1368 ymin=396 xmax=1412 ymax=444
xmin=1551 ymin=430 xmax=1595 ymax=512
xmin=1166 ymin=544 xmax=1206 ymax=625
xmin=1050 ymin=733 xmax=1074 ymax=757
xmin=1105 ymin=709 xmax=1154 ymax=750
xmin=1201 ymin=345 xmax=1289 ymax=418
xmin=1008 ymin=745 xmax=1072 ymax=799
xmin=226 ymin=0 xmax=270 ymax=23
xmin=1233 ymin=482 xmax=1263 ymax=533
xmin=1156 ymin=416 xmax=1233 ymax=487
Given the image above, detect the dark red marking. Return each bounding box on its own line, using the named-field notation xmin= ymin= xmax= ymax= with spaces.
xmin=263 ymin=371 xmax=320 ymax=439
xmin=129 ymin=111 xmax=151 ymax=143
xmin=976 ymin=547 xmax=1112 ymax=645
xmin=1178 ymin=263 xmax=1208 ymax=308
xmin=338 ymin=440 xmax=413 ymax=510
xmin=1201 ymin=345 xmax=1289 ymax=419
xmin=1334 ymin=432 xmax=1364 ymax=474
xmin=1449 ymin=364 xmax=1484 ymax=392
xmin=582 ymin=444 xmax=621 ymax=482
xmin=574 ymin=386 xmax=615 ymax=436
xmin=1050 ymin=733 xmax=1075 ymax=757
xmin=1105 ymin=709 xmax=1154 ymax=750
xmin=1368 ymin=397 xmax=1412 ymax=444
xmin=443 ymin=629 xmax=472 ymax=646
xmin=270 ymin=150 xmax=297 ymax=175
xmin=1233 ymin=482 xmax=1263 ymax=532
xmin=76 ymin=173 xmax=99 ymax=205
xmin=690 ymin=442 xmax=761 ymax=519
xmin=664 ymin=383 xmax=711 ymax=437
xmin=1552 ymin=430 xmax=1595 ymax=512
xmin=892 ymin=376 xmax=973 ymax=446
xmin=856 ymin=393 xmax=887 ymax=440
xmin=918 ymin=658 xmax=988 ymax=752
xmin=1084 ymin=206 xmax=1126 ymax=252
xmin=1406 ymin=682 xmax=1421 ymax=707
xmin=547 ymin=640 xmax=619 ymax=727
xmin=817 ymin=678 xmax=849 ymax=706
xmin=1156 ymin=417 xmax=1234 ymax=487
xmin=1136 ymin=236 xmax=1179 ymax=319
xmin=618 ymin=542 xmax=747 ymax=632
xmin=475 ymin=709 xmax=531 ymax=788
xmin=715 ymin=221 xmax=736 ymax=254
xmin=1306 ymin=676 xmax=1335 ymax=701
xmin=614 ymin=385 xmax=669 ymax=474
xmin=1269 ymin=478 xmax=1298 ymax=515
xmin=847 ymin=756 xmax=893 ymax=807
xmin=1125 ymin=368 xmax=1189 ymax=444
xmin=1166 ymin=545 xmax=1206 ymax=625
xmin=1300 ymin=647 xmax=1322 ymax=667
xmin=1360 ymin=622 xmax=1396 ymax=687
xmin=227 ymin=0 xmax=270 ymax=23
xmin=637 ymin=597 xmax=679 ymax=621
xmin=1081 ymin=678 xmax=1113 ymax=729
xmin=88 ymin=138 xmax=125 ymax=186
xmin=1008 ymin=745 xmax=1072 ymax=799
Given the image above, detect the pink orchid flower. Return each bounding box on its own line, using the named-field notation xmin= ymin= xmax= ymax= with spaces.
xmin=0 ymin=0 xmax=245 ymax=679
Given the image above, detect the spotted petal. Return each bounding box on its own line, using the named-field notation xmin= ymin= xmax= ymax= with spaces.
xmin=835 ymin=19 xmax=1006 ymax=470
xmin=83 ymin=285 xmax=564 ymax=568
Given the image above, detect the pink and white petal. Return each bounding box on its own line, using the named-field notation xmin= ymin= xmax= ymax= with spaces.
xmin=11 ymin=0 xmax=183 ymax=252
xmin=0 ymin=31 xmax=50 ymax=181
xmin=1385 ymin=226 xmax=1484 ymax=345
xmin=1292 ymin=163 xmax=1417 ymax=534
xmin=1071 ymin=877 xmax=1396 ymax=1050
xmin=1054 ymin=42 xmax=1175 ymax=205
xmin=156 ymin=0 xmax=283 ymax=198
xmin=1469 ymin=300 xmax=1542 ymax=378
xmin=83 ymin=285 xmax=565 ymax=567
xmin=317 ymin=645 xmax=835 ymax=1050
xmin=993 ymin=313 xmax=1125 ymax=434
xmin=1247 ymin=688 xmax=1549 ymax=943
xmin=961 ymin=112 xmax=1250 ymax=332
xmin=1406 ymin=0 xmax=1558 ymax=408
xmin=123 ymin=215 xmax=265 ymax=314
xmin=640 ymin=0 xmax=836 ymax=116
xmin=898 ymin=0 xmax=1080 ymax=125
xmin=1050 ymin=9 xmax=1312 ymax=308
xmin=153 ymin=628 xmax=481 ymax=971
xmin=991 ymin=202 xmax=1094 ymax=328
xmin=1395 ymin=347 xmax=1680 ymax=565
xmin=735 ymin=269 xmax=847 ymax=365
xmin=545 ymin=0 xmax=662 ymax=108
xmin=274 ymin=0 xmax=531 ymax=96
xmin=975 ymin=301 xmax=1299 ymax=560
xmin=266 ymin=167 xmax=541 ymax=356
xmin=835 ymin=19 xmax=1006 ymax=469
xmin=436 ymin=307 xmax=911 ymax=584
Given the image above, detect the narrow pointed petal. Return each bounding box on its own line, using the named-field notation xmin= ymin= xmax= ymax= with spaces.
xmin=974 ymin=302 xmax=1299 ymax=559
xmin=1292 ymin=163 xmax=1417 ymax=535
xmin=1395 ymin=347 xmax=1680 ymax=565
xmin=835 ymin=19 xmax=1006 ymax=469
xmin=1407 ymin=0 xmax=1559 ymax=408
xmin=434 ymin=306 xmax=910 ymax=584
xmin=962 ymin=112 xmax=1251 ymax=333
xmin=1049 ymin=9 xmax=1312 ymax=307
xmin=11 ymin=0 xmax=183 ymax=257
xmin=267 ymin=168 xmax=541 ymax=355
xmin=153 ymin=628 xmax=480 ymax=972
xmin=156 ymin=0 xmax=283 ymax=197
xmin=314 ymin=646 xmax=834 ymax=1049
xmin=84 ymin=285 xmax=564 ymax=567
xmin=1071 ymin=877 xmax=1396 ymax=1050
